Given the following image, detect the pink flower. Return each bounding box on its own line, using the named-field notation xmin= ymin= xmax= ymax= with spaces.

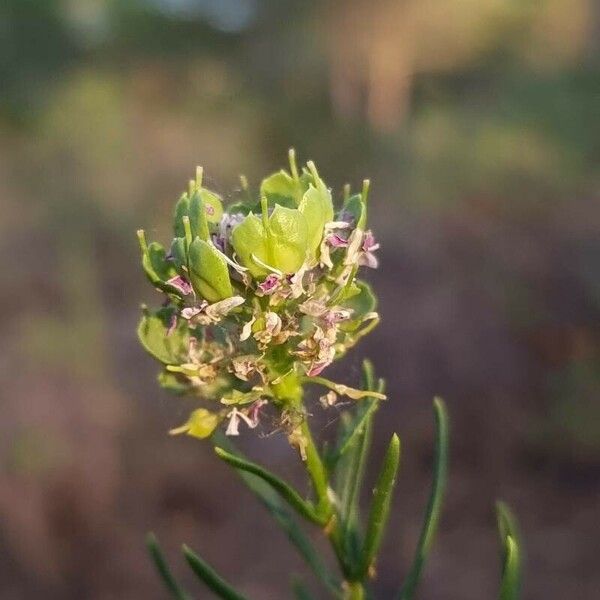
xmin=247 ymin=399 xmax=268 ymax=428
xmin=257 ymin=274 xmax=281 ymax=295
xmin=358 ymin=230 xmax=380 ymax=268
xmin=326 ymin=233 xmax=349 ymax=248
xmin=167 ymin=275 xmax=193 ymax=295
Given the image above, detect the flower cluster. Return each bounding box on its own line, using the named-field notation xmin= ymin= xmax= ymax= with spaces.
xmin=137 ymin=150 xmax=383 ymax=441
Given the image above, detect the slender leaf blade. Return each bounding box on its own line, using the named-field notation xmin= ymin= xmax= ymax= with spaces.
xmin=213 ymin=434 xmax=342 ymax=597
xmin=215 ymin=446 xmax=323 ymax=524
xmin=358 ymin=434 xmax=401 ymax=578
xmin=183 ymin=545 xmax=248 ymax=600
xmin=146 ymin=533 xmax=192 ymax=600
xmin=496 ymin=502 xmax=522 ymax=600
xmin=398 ymin=397 xmax=449 ymax=599
xmin=334 ymin=360 xmax=383 ymax=565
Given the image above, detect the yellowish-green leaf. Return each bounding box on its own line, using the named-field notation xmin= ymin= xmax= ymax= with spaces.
xmin=137 ymin=308 xmax=189 ymax=365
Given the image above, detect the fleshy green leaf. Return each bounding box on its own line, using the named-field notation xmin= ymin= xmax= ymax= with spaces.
xmin=497 ymin=502 xmax=522 ymax=600
xmin=146 ymin=533 xmax=191 ymax=600
xmin=141 ymin=241 xmax=177 ymax=285
xmin=188 ymin=238 xmax=233 ymax=302
xmin=213 ymin=434 xmax=342 ymax=597
xmin=398 ymin=397 xmax=449 ymax=600
xmin=214 ymin=447 xmax=323 ymax=524
xmin=137 ymin=308 xmax=189 ymax=364
xmin=158 ymin=370 xmax=192 ymax=395
xmin=358 ymin=433 xmax=401 ymax=578
xmin=182 ymin=545 xmax=248 ymax=600
xmin=341 ymin=280 xmax=377 ymax=332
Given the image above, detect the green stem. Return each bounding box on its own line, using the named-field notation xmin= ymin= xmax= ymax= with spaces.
xmin=272 ymin=370 xmax=362 ymax=593
xmin=301 ymin=419 xmax=332 ymax=520
xmin=344 ymin=581 xmax=365 ymax=600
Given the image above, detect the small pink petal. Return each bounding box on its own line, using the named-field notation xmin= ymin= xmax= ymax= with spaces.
xmin=166 ymin=314 xmax=177 ymax=336
xmin=362 ymin=231 xmax=380 ymax=252
xmin=327 ymin=233 xmax=349 ymax=248
xmin=308 ymin=360 xmax=331 ymax=377
xmin=167 ymin=275 xmax=193 ymax=295
xmin=258 ymin=274 xmax=281 ymax=294
xmin=248 ymin=399 xmax=268 ymax=428
xmin=358 ymin=252 xmax=379 ymax=269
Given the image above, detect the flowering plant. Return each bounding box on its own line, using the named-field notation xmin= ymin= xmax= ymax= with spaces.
xmin=138 ymin=152 xmax=522 ymax=599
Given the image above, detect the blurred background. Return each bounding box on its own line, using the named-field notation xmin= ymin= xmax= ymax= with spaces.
xmin=1 ymin=1 xmax=598 ymax=598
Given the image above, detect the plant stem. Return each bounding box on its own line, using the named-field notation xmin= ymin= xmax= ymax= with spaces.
xmin=344 ymin=581 xmax=365 ymax=600
xmin=275 ymin=370 xmax=366 ymax=595
xmin=301 ymin=418 xmax=332 ymax=520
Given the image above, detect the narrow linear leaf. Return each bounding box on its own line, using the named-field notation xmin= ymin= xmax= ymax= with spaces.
xmin=499 ymin=536 xmax=521 ymax=600
xmin=331 ymin=385 xmax=383 ymax=464
xmin=183 ymin=545 xmax=248 ymax=600
xmin=398 ymin=397 xmax=449 ymax=600
xmin=146 ymin=533 xmax=191 ymax=600
xmin=335 ymin=360 xmax=383 ymax=564
xmin=496 ymin=502 xmax=522 ymax=600
xmin=358 ymin=433 xmax=401 ymax=578
xmin=215 ymin=447 xmax=324 ymax=524
xmin=213 ymin=434 xmax=342 ymax=598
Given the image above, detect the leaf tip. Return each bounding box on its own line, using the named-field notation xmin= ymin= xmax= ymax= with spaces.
xmin=214 ymin=446 xmax=227 ymax=458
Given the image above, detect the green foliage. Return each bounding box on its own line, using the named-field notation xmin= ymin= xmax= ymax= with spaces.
xmin=214 ymin=446 xmax=324 ymax=524
xmin=146 ymin=533 xmax=191 ymax=600
xmin=215 ymin=434 xmax=342 ymax=597
xmin=140 ymin=158 xmax=526 ymax=600
xmin=398 ymin=397 xmax=449 ymax=600
xmin=137 ymin=308 xmax=188 ymax=365
xmin=183 ymin=544 xmax=248 ymax=600
xmin=358 ymin=434 xmax=401 ymax=579
xmin=497 ymin=502 xmax=522 ymax=600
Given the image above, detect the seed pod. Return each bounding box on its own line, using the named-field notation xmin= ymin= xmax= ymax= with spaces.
xmin=188 ymin=237 xmax=234 ymax=302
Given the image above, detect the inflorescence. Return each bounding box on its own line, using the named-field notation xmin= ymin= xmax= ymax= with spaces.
xmin=137 ymin=150 xmax=384 ymax=447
